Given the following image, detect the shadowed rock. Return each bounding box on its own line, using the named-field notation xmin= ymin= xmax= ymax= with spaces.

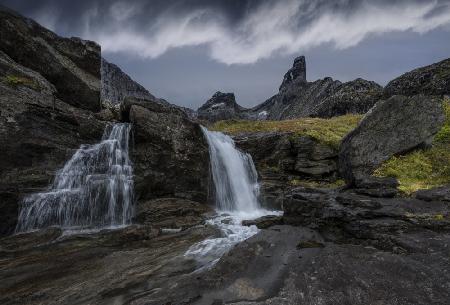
xmin=339 ymin=95 xmax=445 ymax=185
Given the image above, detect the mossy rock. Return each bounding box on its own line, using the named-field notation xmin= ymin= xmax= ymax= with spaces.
xmin=297 ymin=240 xmax=325 ymax=249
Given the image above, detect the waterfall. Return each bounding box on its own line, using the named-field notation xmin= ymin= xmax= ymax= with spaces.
xmin=201 ymin=126 xmax=260 ymax=213
xmin=185 ymin=127 xmax=279 ymax=268
xmin=16 ymin=123 xmax=134 ymax=232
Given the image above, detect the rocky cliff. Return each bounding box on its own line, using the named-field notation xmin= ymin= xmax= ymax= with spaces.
xmin=101 ymin=58 xmax=163 ymax=106
xmin=0 ymin=7 xmax=210 ymax=236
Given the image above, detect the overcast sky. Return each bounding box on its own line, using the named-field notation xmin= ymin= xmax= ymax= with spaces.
xmin=2 ymin=0 xmax=450 ymax=109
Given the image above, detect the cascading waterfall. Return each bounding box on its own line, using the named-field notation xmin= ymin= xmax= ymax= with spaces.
xmin=185 ymin=127 xmax=279 ymax=267
xmin=16 ymin=123 xmax=134 ymax=232
xmin=201 ymin=126 xmax=260 ymax=213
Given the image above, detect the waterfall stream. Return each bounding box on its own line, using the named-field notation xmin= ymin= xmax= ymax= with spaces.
xmin=16 ymin=123 xmax=134 ymax=232
xmin=185 ymin=127 xmax=279 ymax=267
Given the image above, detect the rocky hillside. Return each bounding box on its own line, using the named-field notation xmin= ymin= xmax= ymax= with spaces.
xmin=0 ymin=7 xmax=210 ymax=236
xmin=385 ymin=57 xmax=450 ymax=97
xmin=197 ymin=91 xmax=247 ymax=122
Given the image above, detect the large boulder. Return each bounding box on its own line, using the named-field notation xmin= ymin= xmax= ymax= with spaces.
xmin=122 ymin=97 xmax=210 ymax=203
xmin=384 ymin=57 xmax=450 ymax=97
xmin=0 ymin=6 xmax=101 ymax=112
xmin=339 ymin=95 xmax=445 ymax=184
xmin=197 ymin=91 xmax=246 ymax=122
xmin=0 ymin=50 xmax=107 ymax=236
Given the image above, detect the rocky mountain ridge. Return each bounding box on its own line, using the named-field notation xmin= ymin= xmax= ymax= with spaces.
xmin=197 ymin=55 xmax=449 ymax=122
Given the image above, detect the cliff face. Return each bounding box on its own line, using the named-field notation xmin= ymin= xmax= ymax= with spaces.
xmin=0 ymin=6 xmax=102 ymax=112
xmin=101 ymin=58 xmax=158 ymax=106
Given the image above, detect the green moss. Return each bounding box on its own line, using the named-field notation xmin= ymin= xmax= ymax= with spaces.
xmin=2 ymin=75 xmax=40 ymax=90
xmin=290 ymin=179 xmax=345 ymax=189
xmin=297 ymin=240 xmax=325 ymax=249
xmin=211 ymin=114 xmax=361 ymax=148
xmin=374 ymin=98 xmax=450 ymax=194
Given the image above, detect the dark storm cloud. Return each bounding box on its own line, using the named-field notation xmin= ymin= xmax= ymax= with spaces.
xmin=2 ymin=0 xmax=450 ymax=65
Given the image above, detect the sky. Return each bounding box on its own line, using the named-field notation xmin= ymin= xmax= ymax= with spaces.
xmin=1 ymin=0 xmax=450 ymax=109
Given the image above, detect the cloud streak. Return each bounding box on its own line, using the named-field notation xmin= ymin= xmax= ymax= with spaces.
xmin=4 ymin=0 xmax=450 ymax=65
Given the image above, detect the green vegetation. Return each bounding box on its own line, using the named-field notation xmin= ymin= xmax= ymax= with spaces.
xmin=2 ymin=75 xmax=40 ymax=90
xmin=375 ymin=98 xmax=450 ymax=194
xmin=211 ymin=114 xmax=362 ymax=148
xmin=289 ymin=178 xmax=345 ymax=189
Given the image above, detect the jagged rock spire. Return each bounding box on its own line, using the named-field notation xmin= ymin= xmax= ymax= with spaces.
xmin=279 ymin=56 xmax=306 ymax=91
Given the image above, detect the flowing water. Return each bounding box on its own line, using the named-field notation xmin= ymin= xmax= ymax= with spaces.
xmin=16 ymin=123 xmax=134 ymax=232
xmin=185 ymin=127 xmax=280 ymax=267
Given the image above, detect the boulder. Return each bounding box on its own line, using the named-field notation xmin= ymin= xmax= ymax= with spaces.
xmin=0 ymin=6 xmax=102 ymax=112
xmin=415 ymin=185 xmax=450 ymax=202
xmin=122 ymin=97 xmax=210 ymax=203
xmin=384 ymin=57 xmax=450 ymax=97
xmin=339 ymin=95 xmax=445 ymax=185
xmin=242 ymin=215 xmax=284 ymax=229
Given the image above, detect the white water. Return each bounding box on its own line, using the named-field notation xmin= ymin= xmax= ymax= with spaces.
xmin=16 ymin=123 xmax=134 ymax=232
xmin=185 ymin=127 xmax=279 ymax=267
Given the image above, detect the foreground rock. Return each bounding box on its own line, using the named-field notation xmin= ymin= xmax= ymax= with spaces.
xmin=385 ymin=57 xmax=450 ymax=97
xmin=234 ymin=132 xmax=339 ymax=209
xmin=0 ymin=6 xmax=101 ymax=112
xmin=122 ymin=97 xmax=210 ymax=203
xmin=0 ymin=50 xmax=107 ymax=236
xmin=339 ymin=95 xmax=445 ymax=184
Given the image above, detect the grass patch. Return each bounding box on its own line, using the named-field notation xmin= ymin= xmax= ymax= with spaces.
xmin=211 ymin=114 xmax=361 ymax=148
xmin=290 ymin=178 xmax=345 ymax=189
xmin=374 ymin=98 xmax=450 ymax=194
xmin=2 ymin=75 xmax=40 ymax=90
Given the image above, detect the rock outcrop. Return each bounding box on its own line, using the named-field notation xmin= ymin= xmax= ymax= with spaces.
xmin=0 ymin=6 xmax=101 ymax=112
xmin=339 ymin=95 xmax=445 ymax=184
xmin=197 ymin=91 xmax=246 ymax=122
xmin=311 ymin=78 xmax=383 ymax=118
xmin=122 ymin=97 xmax=210 ymax=203
xmin=234 ymin=132 xmax=339 ymax=209
xmin=101 ymin=57 xmax=163 ymax=106
xmin=385 ymin=57 xmax=450 ymax=97
xmin=279 ymin=55 xmax=306 ymax=91
xmin=0 ymin=50 xmax=107 ymax=236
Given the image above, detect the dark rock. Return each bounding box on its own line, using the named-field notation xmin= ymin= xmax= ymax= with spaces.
xmin=242 ymin=215 xmax=283 ymax=229
xmin=0 ymin=7 xmax=101 ymax=112
xmin=415 ymin=185 xmax=450 ymax=202
xmin=134 ymin=198 xmax=212 ymax=229
xmin=353 ymin=176 xmax=399 ymax=198
xmin=339 ymin=95 xmax=445 ymax=184
xmin=0 ymin=50 xmax=106 ymax=236
xmin=101 ymin=57 xmax=162 ymax=106
xmin=197 ymin=91 xmax=246 ymax=122
xmin=279 ymin=55 xmax=306 ymax=91
xmin=385 ymin=57 xmax=450 ymax=97
xmin=311 ymin=78 xmax=383 ymax=118
xmin=122 ymin=97 xmax=210 ymax=203
xmin=248 ymin=56 xmax=382 ymax=120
